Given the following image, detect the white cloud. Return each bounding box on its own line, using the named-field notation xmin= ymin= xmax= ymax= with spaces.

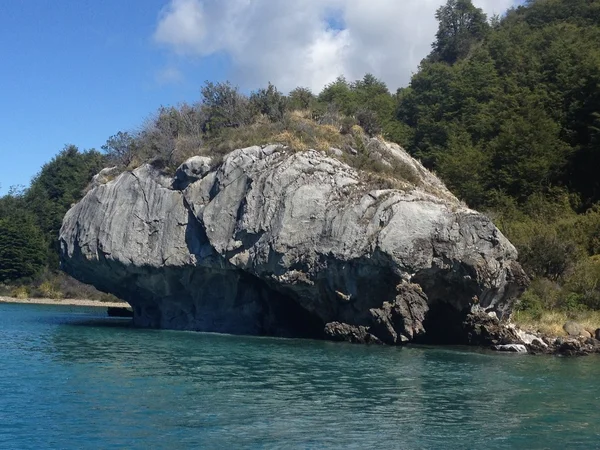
xmin=155 ymin=0 xmax=207 ymax=54
xmin=154 ymin=0 xmax=518 ymax=93
xmin=155 ymin=66 xmax=184 ymax=85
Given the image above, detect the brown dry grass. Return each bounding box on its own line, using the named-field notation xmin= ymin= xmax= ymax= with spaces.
xmin=513 ymin=309 xmax=600 ymax=336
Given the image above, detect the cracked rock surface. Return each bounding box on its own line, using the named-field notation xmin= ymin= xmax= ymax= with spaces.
xmin=60 ymin=142 xmax=528 ymax=344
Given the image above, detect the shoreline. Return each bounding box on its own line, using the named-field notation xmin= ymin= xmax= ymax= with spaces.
xmin=0 ymin=296 xmax=130 ymax=309
xmin=1 ymin=295 xmax=598 ymax=355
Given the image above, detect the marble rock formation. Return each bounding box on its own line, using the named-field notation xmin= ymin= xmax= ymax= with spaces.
xmin=60 ymin=141 xmax=528 ymax=344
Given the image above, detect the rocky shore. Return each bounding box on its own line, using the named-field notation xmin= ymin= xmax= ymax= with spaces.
xmin=465 ymin=309 xmax=600 ymax=356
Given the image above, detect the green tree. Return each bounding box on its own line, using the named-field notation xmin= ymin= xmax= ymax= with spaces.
xmin=288 ymin=87 xmax=315 ymax=110
xmin=249 ymin=82 xmax=287 ymax=122
xmin=25 ymin=145 xmax=105 ymax=268
xmin=200 ymin=81 xmax=254 ymax=132
xmin=430 ymin=0 xmax=490 ymax=64
xmin=102 ymin=131 xmax=137 ymax=167
xmin=318 ymin=76 xmax=356 ymax=115
xmin=0 ymin=210 xmax=47 ymax=282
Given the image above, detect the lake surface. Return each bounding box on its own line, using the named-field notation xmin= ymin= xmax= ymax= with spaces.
xmin=0 ymin=303 xmax=599 ymax=449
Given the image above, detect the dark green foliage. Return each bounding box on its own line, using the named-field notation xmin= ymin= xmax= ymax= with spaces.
xmin=316 ymin=74 xmax=397 ymax=138
xmin=250 ymin=83 xmax=287 ymax=122
xmin=394 ymin=0 xmax=600 ymax=312
xmin=318 ymin=76 xmax=356 ymax=114
xmin=21 ymin=146 xmax=105 ymax=270
xmin=288 ymin=87 xmax=315 ymax=110
xmin=0 ymin=146 xmax=105 ymax=285
xmin=430 ymin=0 xmax=490 ymax=64
xmin=400 ymin=0 xmax=600 ymax=209
xmin=200 ymin=81 xmax=254 ymax=132
xmin=0 ymin=206 xmax=47 ymax=283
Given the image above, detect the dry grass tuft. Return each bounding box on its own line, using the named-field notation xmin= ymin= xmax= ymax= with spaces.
xmin=11 ymin=286 xmax=29 ymax=299
xmin=272 ymin=130 xmax=308 ymax=151
xmin=37 ymin=281 xmax=63 ymax=299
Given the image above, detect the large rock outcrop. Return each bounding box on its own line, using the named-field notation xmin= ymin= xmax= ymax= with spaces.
xmin=60 ymin=141 xmax=528 ymax=344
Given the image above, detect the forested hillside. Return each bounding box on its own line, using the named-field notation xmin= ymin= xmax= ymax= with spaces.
xmin=398 ymin=0 xmax=600 ymax=314
xmin=1 ymin=0 xmax=598 ymax=314
xmin=0 ymin=147 xmax=109 ymax=298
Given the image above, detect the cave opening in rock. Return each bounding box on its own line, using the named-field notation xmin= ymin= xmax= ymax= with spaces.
xmin=264 ymin=291 xmax=327 ymax=340
xmin=414 ymin=302 xmax=469 ymax=345
xmin=240 ymin=276 xmax=329 ymax=340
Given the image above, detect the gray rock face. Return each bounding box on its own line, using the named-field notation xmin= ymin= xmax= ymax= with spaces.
xmin=60 ymin=142 xmax=528 ymax=344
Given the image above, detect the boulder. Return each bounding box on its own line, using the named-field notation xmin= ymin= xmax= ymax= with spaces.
xmin=515 ymin=328 xmax=548 ymax=353
xmin=563 ymin=321 xmax=589 ymax=337
xmin=173 ymin=156 xmax=212 ymax=189
xmin=329 ymin=147 xmax=344 ymax=157
xmin=596 ymin=328 xmax=600 ymax=340
xmin=89 ymin=166 xmax=119 ymax=189
xmin=60 ymin=142 xmax=528 ymax=344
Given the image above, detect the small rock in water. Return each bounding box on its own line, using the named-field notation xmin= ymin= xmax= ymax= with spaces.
xmin=492 ymin=344 xmax=528 ymax=353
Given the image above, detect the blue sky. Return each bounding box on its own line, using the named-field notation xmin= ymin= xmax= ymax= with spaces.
xmin=0 ymin=1 xmax=228 ymax=193
xmin=0 ymin=0 xmax=518 ymax=194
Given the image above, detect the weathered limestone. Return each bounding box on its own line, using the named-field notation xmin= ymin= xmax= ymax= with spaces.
xmin=60 ymin=142 xmax=529 ymax=344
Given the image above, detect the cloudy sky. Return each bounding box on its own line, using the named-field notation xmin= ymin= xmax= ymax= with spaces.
xmin=0 ymin=0 xmax=518 ymax=193
xmin=154 ymin=0 xmax=517 ymax=92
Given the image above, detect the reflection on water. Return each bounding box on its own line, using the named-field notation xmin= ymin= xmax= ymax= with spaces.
xmin=1 ymin=303 xmax=599 ymax=449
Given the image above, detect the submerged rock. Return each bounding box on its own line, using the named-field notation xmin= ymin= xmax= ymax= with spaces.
xmin=60 ymin=142 xmax=528 ymax=344
xmin=492 ymin=344 xmax=528 ymax=353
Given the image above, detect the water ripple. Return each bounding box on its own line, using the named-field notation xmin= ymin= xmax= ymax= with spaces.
xmin=1 ymin=303 xmax=599 ymax=449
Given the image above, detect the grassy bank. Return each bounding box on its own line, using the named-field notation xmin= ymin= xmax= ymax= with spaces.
xmin=0 ymin=296 xmax=129 ymax=308
xmin=0 ymin=271 xmax=121 ymax=304
xmin=513 ymin=309 xmax=600 ymax=337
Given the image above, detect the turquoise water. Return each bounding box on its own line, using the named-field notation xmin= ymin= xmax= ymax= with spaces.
xmin=0 ymin=304 xmax=599 ymax=449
